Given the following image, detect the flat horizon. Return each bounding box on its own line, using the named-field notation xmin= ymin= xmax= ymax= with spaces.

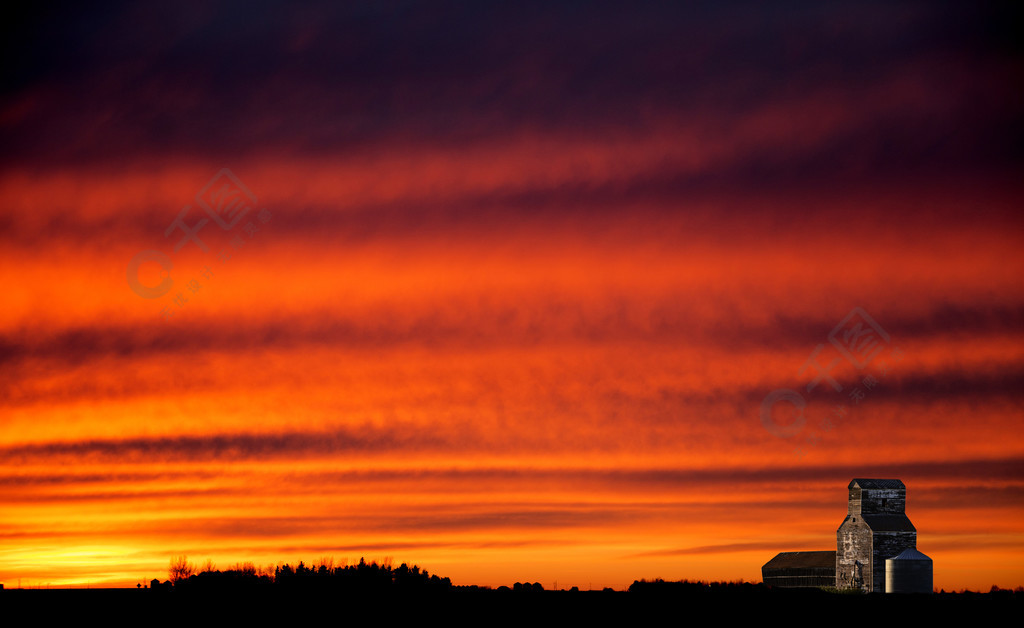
xmin=2 ymin=2 xmax=1022 ymax=593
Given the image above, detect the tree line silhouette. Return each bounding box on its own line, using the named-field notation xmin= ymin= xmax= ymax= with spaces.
xmin=152 ymin=556 xmax=1024 ymax=602
xmin=160 ymin=556 xmax=452 ymax=593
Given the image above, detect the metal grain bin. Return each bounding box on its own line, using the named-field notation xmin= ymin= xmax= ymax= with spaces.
xmin=885 ymin=548 xmax=933 ymax=593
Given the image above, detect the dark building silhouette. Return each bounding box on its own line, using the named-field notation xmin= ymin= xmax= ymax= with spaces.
xmin=836 ymin=479 xmax=917 ymax=592
xmin=763 ymin=478 xmax=932 ymax=592
xmin=150 ymin=578 xmax=172 ymax=591
xmin=761 ymin=551 xmax=836 ymax=588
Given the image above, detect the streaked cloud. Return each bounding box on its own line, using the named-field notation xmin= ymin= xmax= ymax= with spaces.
xmin=1 ymin=1 xmax=1022 ymax=591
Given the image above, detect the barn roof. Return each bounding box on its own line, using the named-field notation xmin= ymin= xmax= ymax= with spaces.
xmin=850 ymin=479 xmax=905 ymax=489
xmin=762 ymin=551 xmax=836 ymax=570
xmin=861 ymin=514 xmax=916 ymax=532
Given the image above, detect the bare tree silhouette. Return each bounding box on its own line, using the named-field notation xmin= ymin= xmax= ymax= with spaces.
xmin=169 ymin=555 xmax=196 ymax=585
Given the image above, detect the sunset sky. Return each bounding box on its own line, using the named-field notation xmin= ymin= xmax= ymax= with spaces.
xmin=1 ymin=1 xmax=1022 ymax=591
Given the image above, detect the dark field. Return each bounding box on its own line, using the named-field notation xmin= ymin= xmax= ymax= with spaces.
xmin=3 ymin=586 xmax=1020 ymax=624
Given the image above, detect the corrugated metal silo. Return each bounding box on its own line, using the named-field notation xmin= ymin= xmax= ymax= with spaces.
xmin=885 ymin=548 xmax=933 ymax=593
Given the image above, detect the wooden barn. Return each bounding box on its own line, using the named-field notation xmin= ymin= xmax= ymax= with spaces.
xmin=761 ymin=551 xmax=837 ymax=588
